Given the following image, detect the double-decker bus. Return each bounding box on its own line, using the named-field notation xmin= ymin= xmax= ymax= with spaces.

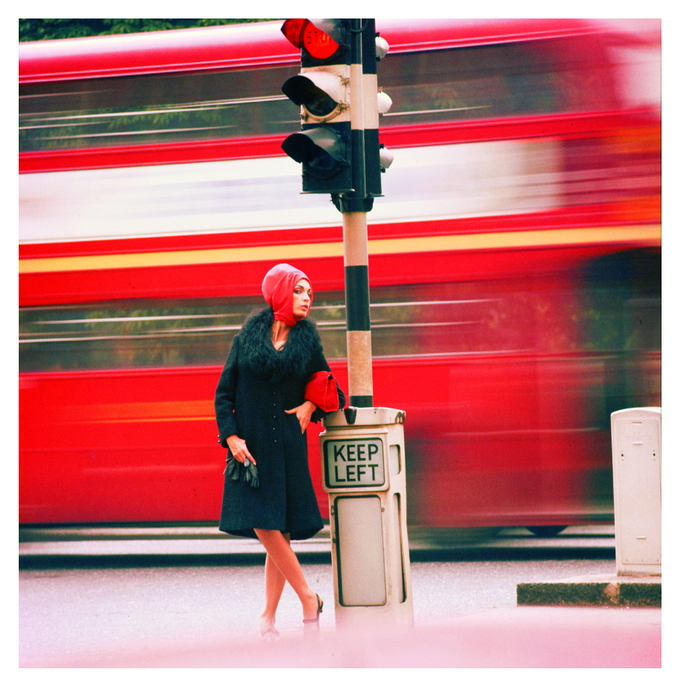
xmin=19 ymin=19 xmax=660 ymax=535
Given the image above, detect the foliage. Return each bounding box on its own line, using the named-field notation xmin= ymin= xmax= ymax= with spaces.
xmin=19 ymin=19 xmax=271 ymax=42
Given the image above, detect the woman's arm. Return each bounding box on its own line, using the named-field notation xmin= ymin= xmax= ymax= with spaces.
xmin=214 ymin=336 xmax=240 ymax=447
xmin=285 ymin=399 xmax=317 ymax=434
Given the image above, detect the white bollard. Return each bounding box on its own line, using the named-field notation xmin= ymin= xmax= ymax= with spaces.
xmin=321 ymin=407 xmax=414 ymax=628
xmin=610 ymin=407 xmax=661 ymax=576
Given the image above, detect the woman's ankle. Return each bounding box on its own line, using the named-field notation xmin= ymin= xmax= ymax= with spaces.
xmin=301 ymin=590 xmax=320 ymax=619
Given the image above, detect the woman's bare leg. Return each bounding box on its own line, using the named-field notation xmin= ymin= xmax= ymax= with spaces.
xmin=255 ymin=529 xmax=319 ymax=620
xmin=260 ymin=537 xmax=287 ymax=635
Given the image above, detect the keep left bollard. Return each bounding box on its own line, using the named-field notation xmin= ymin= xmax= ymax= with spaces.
xmin=611 ymin=407 xmax=661 ymax=576
xmin=320 ymin=407 xmax=414 ymax=629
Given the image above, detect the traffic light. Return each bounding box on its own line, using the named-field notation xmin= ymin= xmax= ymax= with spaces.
xmin=281 ymin=18 xmax=392 ymax=207
xmin=281 ymin=19 xmax=353 ymax=194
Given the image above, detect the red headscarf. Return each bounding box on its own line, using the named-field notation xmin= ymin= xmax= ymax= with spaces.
xmin=261 ymin=263 xmax=313 ymax=327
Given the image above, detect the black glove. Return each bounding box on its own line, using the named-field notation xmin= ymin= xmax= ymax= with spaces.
xmin=243 ymin=459 xmax=259 ymax=489
xmin=225 ymin=455 xmax=240 ymax=481
xmin=224 ymin=454 xmax=259 ymax=489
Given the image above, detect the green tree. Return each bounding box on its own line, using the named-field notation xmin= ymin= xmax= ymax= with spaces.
xmin=19 ymin=18 xmax=271 ymax=41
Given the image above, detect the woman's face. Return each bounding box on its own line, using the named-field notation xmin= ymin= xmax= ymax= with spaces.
xmin=293 ymin=279 xmax=312 ymax=319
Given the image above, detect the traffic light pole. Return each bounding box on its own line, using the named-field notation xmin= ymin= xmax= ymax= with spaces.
xmin=326 ymin=26 xmax=413 ymax=620
xmin=342 ymin=211 xmax=373 ymax=407
xmin=334 ymin=19 xmax=375 ymax=407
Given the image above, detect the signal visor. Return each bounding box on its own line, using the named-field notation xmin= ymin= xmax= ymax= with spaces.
xmin=282 ymin=66 xmax=350 ymax=123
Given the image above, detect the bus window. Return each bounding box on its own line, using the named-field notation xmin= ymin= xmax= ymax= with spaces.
xmin=19 ymin=252 xmax=660 ymax=374
xmin=20 ymin=34 xmax=621 ymax=153
xmin=19 ymin=65 xmax=299 ymax=152
xmin=379 ymin=36 xmax=619 ymax=127
xmin=579 ymin=248 xmax=661 ymax=423
xmin=19 ymin=280 xmax=581 ymax=372
xmin=19 ymin=299 xmax=259 ymax=371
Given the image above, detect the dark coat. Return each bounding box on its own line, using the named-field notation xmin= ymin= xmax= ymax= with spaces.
xmin=215 ymin=307 xmax=345 ymax=539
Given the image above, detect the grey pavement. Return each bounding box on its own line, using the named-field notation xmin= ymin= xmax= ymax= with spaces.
xmin=18 ymin=524 xmax=664 ymax=670
xmin=21 ymin=603 xmax=661 ymax=669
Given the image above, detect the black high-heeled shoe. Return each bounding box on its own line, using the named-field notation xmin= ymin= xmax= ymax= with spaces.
xmin=302 ymin=594 xmax=323 ymax=634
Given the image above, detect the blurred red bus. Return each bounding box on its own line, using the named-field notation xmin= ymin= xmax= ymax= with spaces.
xmin=19 ymin=19 xmax=660 ymax=533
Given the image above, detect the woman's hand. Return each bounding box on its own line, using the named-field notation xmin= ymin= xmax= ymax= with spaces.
xmin=285 ymin=400 xmax=317 ymax=434
xmin=226 ymin=435 xmax=256 ymax=465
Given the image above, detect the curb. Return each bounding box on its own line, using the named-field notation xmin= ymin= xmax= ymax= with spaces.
xmin=516 ymin=574 xmax=661 ymax=607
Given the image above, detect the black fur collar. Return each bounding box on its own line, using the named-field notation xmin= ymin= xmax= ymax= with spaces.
xmin=238 ymin=307 xmax=321 ymax=379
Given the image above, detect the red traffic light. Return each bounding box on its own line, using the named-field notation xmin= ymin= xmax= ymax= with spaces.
xmin=281 ymin=18 xmax=340 ymax=60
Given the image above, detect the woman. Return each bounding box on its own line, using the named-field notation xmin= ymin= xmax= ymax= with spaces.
xmin=215 ymin=263 xmax=345 ymax=638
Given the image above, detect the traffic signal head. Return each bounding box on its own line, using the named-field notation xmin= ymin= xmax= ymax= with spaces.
xmin=281 ymin=126 xmax=349 ymax=183
xmin=281 ymin=18 xmax=348 ymax=67
xmin=281 ymin=19 xmax=393 ymax=202
xmin=281 ymin=19 xmax=353 ymax=194
xmin=282 ymin=68 xmax=348 ymax=121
